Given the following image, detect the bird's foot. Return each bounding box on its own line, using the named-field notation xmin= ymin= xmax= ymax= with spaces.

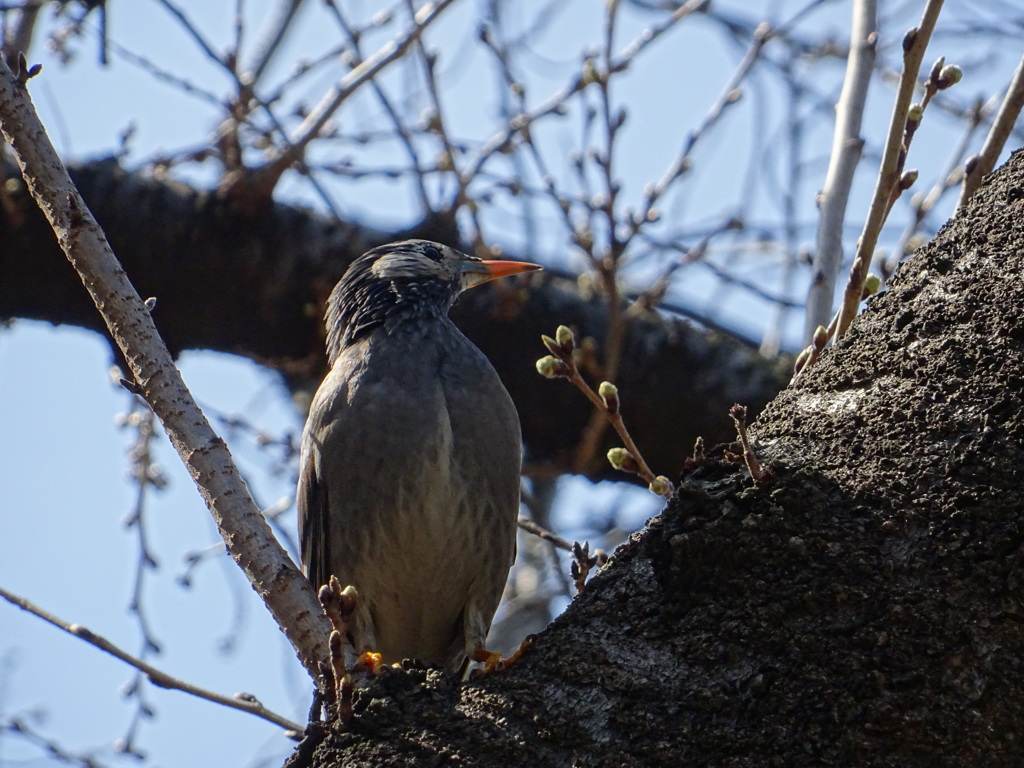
xmin=355 ymin=651 xmax=384 ymax=674
xmin=470 ymin=634 xmax=535 ymax=676
xmin=317 ymin=578 xmax=385 ymax=724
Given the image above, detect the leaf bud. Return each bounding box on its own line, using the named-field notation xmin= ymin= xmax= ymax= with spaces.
xmin=862 ymin=273 xmax=882 ymax=297
xmin=649 ymin=476 xmax=673 ymax=497
xmin=598 ymin=381 xmax=619 ymax=414
xmin=937 ymin=64 xmax=962 ymax=89
xmin=536 ymin=356 xmax=569 ymax=379
xmin=556 ymin=324 xmax=576 ymax=351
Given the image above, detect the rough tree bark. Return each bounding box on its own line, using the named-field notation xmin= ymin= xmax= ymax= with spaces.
xmin=0 ymin=159 xmax=788 ymax=479
xmin=283 ymin=150 xmax=1024 ymax=767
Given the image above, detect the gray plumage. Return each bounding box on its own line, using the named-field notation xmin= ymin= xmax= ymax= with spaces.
xmin=297 ymin=240 xmax=538 ymax=670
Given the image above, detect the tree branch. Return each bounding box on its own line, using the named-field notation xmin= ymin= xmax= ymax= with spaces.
xmin=805 ymin=0 xmax=876 ymax=343
xmin=958 ymin=53 xmax=1024 ymax=208
xmin=0 ymin=158 xmax=789 ymax=482
xmin=0 ymin=587 xmax=304 ymax=734
xmin=0 ymin=52 xmax=331 ymax=682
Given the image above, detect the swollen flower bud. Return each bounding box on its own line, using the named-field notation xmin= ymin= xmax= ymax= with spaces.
xmin=937 ymin=64 xmax=962 ymax=89
xmin=862 ymin=273 xmax=882 ymax=297
xmin=598 ymin=381 xmax=620 ymax=414
xmin=556 ymin=324 xmax=575 ymax=350
xmin=607 ymin=447 xmax=630 ymax=470
xmin=900 ymin=168 xmax=919 ymax=191
xmin=812 ymin=325 xmax=828 ymax=349
xmin=536 ymin=356 xmax=569 ymax=379
xmin=649 ymin=476 xmax=673 ymax=497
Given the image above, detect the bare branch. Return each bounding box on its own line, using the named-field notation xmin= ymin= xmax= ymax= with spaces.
xmin=0 ymin=586 xmax=304 ymax=735
xmin=836 ymin=0 xmax=944 ymax=340
xmin=260 ymin=0 xmax=457 ymax=191
xmin=247 ymin=0 xmax=310 ymax=85
xmin=0 ymin=52 xmax=331 ymax=680
xmin=958 ymin=53 xmax=1024 ymax=208
xmin=805 ymin=0 xmax=877 ymax=343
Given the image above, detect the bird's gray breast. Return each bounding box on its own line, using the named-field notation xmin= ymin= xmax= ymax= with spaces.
xmin=303 ymin=321 xmax=521 ymax=663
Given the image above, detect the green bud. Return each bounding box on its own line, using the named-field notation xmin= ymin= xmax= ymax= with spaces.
xmin=598 ymin=381 xmax=620 ymax=414
xmin=607 ymin=447 xmax=630 ymax=470
xmin=938 ymin=64 xmax=962 ymax=89
xmin=556 ymin=324 xmax=575 ymax=349
xmin=649 ymin=476 xmax=673 ymax=497
xmin=536 ymin=356 xmax=568 ymax=379
xmin=907 ymin=103 xmax=924 ymax=123
xmin=863 ymin=274 xmax=882 ymax=297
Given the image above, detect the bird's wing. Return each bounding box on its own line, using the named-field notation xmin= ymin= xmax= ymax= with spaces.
xmin=297 ymin=400 xmax=331 ymax=593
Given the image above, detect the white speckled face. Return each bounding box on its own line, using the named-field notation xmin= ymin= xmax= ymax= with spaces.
xmin=370 ymin=250 xmax=455 ymax=281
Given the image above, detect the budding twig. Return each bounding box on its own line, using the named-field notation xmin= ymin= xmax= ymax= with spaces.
xmin=729 ymin=403 xmax=768 ymax=486
xmin=836 ymin=1 xmax=949 ymax=341
xmin=537 ymin=325 xmax=674 ymax=497
xmin=791 ymin=274 xmax=881 ymax=386
xmin=517 ymin=516 xmax=608 ymax=593
xmin=958 ymin=53 xmax=1024 ymax=208
xmin=316 ymin=578 xmax=379 ymax=725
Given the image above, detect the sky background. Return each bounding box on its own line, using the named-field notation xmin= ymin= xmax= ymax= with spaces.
xmin=2 ymin=1 xmax=1022 ymax=766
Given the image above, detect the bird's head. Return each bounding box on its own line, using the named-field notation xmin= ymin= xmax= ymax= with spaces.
xmin=326 ymin=240 xmax=541 ymax=362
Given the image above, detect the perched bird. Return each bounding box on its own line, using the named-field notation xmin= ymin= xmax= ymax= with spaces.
xmin=297 ymin=239 xmax=541 ymax=672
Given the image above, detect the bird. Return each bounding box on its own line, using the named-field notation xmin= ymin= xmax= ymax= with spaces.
xmin=297 ymin=239 xmax=541 ymax=672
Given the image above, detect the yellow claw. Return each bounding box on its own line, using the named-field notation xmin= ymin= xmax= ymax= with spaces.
xmin=356 ymin=651 xmax=384 ymax=674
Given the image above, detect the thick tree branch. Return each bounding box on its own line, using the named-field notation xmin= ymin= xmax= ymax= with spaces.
xmin=288 ymin=147 xmax=1024 ymax=768
xmin=0 ymin=159 xmax=789 ymax=481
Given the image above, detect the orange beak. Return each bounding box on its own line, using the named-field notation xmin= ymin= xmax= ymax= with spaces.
xmin=459 ymin=259 xmax=543 ymax=291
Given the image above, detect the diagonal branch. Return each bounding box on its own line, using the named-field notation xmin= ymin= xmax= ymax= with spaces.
xmin=958 ymin=53 xmax=1024 ymax=208
xmin=0 ymin=52 xmax=330 ymax=682
xmin=0 ymin=586 xmax=304 ymax=734
xmin=835 ymin=0 xmax=944 ymax=339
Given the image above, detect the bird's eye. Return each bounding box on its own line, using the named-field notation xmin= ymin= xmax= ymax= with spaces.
xmin=422 ymin=244 xmax=442 ymax=261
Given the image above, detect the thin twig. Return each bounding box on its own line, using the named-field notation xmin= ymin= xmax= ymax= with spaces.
xmin=0 ymin=587 xmax=304 ymax=735
xmin=274 ymin=0 xmax=456 ymax=176
xmin=247 ymin=0 xmax=310 ymax=85
xmin=536 ymin=327 xmax=673 ymax=497
xmin=729 ymin=403 xmax=767 ymax=485
xmin=516 ymin=517 xmax=608 ymax=595
xmin=835 ymin=0 xmax=944 ymax=340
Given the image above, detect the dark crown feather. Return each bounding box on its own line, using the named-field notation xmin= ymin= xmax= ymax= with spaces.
xmin=325 ymin=241 xmax=463 ymax=365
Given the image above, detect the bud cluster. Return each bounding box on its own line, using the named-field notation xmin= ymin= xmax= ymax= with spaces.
xmin=536 ymin=325 xmax=578 ymax=380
